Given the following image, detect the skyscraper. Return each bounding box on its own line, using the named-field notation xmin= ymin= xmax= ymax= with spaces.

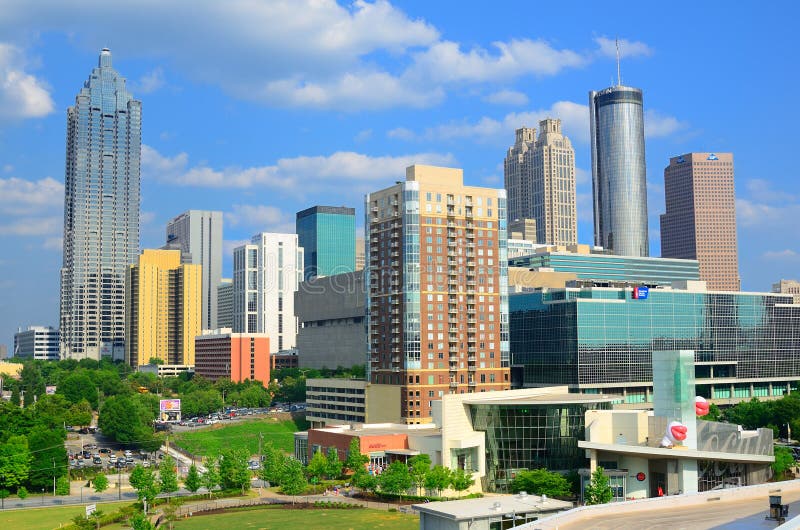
xmin=296 ymin=206 xmax=356 ymax=280
xmin=232 ymin=233 xmax=303 ymax=353
xmin=504 ymin=120 xmax=576 ymax=246
xmin=216 ymin=278 xmax=233 ymax=329
xmin=60 ymin=49 xmax=141 ymax=360
xmin=165 ymin=210 xmax=223 ymax=329
xmin=125 ymin=249 xmax=201 ymax=367
xmin=660 ymin=153 xmax=740 ymax=291
xmin=366 ymin=165 xmax=510 ymax=424
xmin=589 ymin=85 xmax=648 ymax=257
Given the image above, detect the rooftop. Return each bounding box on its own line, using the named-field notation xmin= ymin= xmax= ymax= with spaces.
xmin=413 ymin=492 xmax=572 ymax=520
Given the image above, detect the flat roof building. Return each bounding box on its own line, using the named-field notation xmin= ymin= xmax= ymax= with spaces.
xmin=296 ymin=205 xmax=356 ymax=280
xmin=773 ymin=279 xmax=800 ymax=304
xmin=194 ymin=328 xmax=270 ymax=385
xmin=305 ymin=378 xmax=401 ymax=428
xmin=414 ymin=493 xmax=572 ymax=530
xmin=14 ymin=326 xmax=59 ymax=361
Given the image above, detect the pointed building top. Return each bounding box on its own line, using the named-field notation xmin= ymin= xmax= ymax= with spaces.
xmin=99 ymin=48 xmax=112 ymax=68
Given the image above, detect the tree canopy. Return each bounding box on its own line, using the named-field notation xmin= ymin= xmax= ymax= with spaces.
xmin=510 ymin=469 xmax=571 ymax=498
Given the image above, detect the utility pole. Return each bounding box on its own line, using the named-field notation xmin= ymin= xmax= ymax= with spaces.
xmin=258 ymin=432 xmax=263 ymax=463
xmin=52 ymin=458 xmax=56 ymax=497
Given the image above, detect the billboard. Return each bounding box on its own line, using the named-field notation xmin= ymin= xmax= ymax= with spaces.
xmin=45 ymin=385 xmax=57 ymax=395
xmin=160 ymin=399 xmax=181 ymax=412
xmin=633 ymin=286 xmax=649 ymax=300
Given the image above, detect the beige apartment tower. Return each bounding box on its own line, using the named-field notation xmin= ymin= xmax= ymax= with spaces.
xmin=504 ymin=119 xmax=576 ymax=246
xmin=660 ymin=153 xmax=740 ymax=291
xmin=125 ymin=249 xmax=202 ymax=367
xmin=366 ymin=165 xmax=510 ymax=424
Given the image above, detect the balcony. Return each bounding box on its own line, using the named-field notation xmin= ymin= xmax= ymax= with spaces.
xmin=449 ymin=381 xmax=459 ymax=388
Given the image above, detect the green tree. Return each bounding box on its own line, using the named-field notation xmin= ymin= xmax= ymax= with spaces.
xmin=129 ymin=464 xmax=158 ymax=508
xmin=27 ymin=426 xmax=67 ymax=490
xmin=344 ymin=438 xmax=369 ymax=473
xmin=0 ymin=489 xmax=8 ymax=509
xmin=33 ymin=393 xmax=70 ymax=430
xmin=201 ymin=458 xmax=220 ymax=498
xmin=93 ymin=472 xmax=108 ymax=493
xmin=98 ymin=395 xmax=161 ymax=452
xmin=585 ymin=467 xmax=613 ymax=505
xmin=184 ymin=464 xmax=201 ymax=493
xmin=66 ymin=399 xmax=94 ymax=427
xmin=56 ymin=475 xmax=71 ymax=495
xmin=423 ymin=465 xmax=451 ymax=497
xmin=279 ymin=458 xmax=307 ymax=496
xmin=510 ymin=469 xmax=571 ymax=497
xmin=449 ymin=468 xmax=474 ymax=497
xmin=16 ymin=486 xmax=27 ymax=499
xmin=705 ymin=403 xmax=722 ymax=422
xmin=772 ymin=446 xmax=795 ymax=476
xmin=20 ymin=363 xmax=45 ymax=407
xmin=0 ymin=435 xmax=30 ymax=490
xmin=378 ymin=461 xmax=412 ymax=499
xmin=408 ymin=454 xmax=431 ymax=495
xmin=58 ymin=372 xmax=99 ymax=409
xmin=307 ymin=449 xmax=328 ymax=481
xmin=259 ymin=444 xmax=287 ymax=485
xmin=129 ymin=510 xmax=156 ymax=530
xmin=352 ymin=467 xmax=377 ymax=494
xmin=326 ymin=447 xmax=343 ymax=480
xmin=218 ymin=449 xmax=250 ymax=493
xmin=159 ymin=455 xmax=179 ymax=495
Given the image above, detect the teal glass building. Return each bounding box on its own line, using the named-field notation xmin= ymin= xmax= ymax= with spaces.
xmin=510 ymin=286 xmax=800 ymax=404
xmin=296 ymin=206 xmax=356 ymax=280
xmin=509 ymin=251 xmax=699 ymax=285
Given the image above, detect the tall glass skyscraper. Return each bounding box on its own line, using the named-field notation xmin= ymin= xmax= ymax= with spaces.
xmin=589 ymin=85 xmax=648 ymax=257
xmin=296 ymin=206 xmax=356 ymax=280
xmin=60 ymin=49 xmax=141 ymax=360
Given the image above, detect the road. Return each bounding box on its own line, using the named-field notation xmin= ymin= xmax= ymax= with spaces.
xmin=555 ymin=490 xmax=800 ymax=530
xmin=0 ymin=486 xmax=203 ymax=511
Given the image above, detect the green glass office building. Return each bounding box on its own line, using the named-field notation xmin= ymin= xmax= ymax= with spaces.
xmin=509 ymin=251 xmax=699 ymax=285
xmin=296 ymin=206 xmax=356 ymax=280
xmin=510 ymin=286 xmax=800 ymax=404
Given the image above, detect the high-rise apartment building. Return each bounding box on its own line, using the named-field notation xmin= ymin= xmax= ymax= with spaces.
xmin=60 ymin=49 xmax=141 ymax=360
xmin=504 ymin=120 xmax=577 ymax=246
xmin=194 ymin=329 xmax=270 ymax=385
xmin=14 ymin=326 xmax=60 ymax=361
xmin=125 ymin=249 xmax=201 ymax=367
xmin=366 ymin=165 xmax=510 ymax=424
xmin=660 ymin=153 xmax=740 ymax=291
xmin=165 ymin=210 xmax=223 ymax=329
xmin=589 ymin=85 xmax=648 ymax=257
xmin=296 ymin=206 xmax=356 ymax=280
xmin=217 ymin=278 xmax=233 ymax=329
xmin=232 ymin=233 xmax=303 ymax=353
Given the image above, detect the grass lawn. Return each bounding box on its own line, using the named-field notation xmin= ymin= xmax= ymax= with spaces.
xmin=0 ymin=501 xmax=130 ymax=530
xmin=173 ymin=505 xmax=417 ymax=530
xmin=172 ymin=417 xmax=308 ymax=457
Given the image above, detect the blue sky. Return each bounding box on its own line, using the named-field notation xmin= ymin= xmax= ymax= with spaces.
xmin=1 ymin=1 xmax=798 ymax=350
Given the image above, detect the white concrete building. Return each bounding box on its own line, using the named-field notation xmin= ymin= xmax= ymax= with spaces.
xmin=233 ymin=233 xmax=303 ymax=353
xmin=14 ymin=326 xmax=60 ymax=361
xmin=217 ymin=278 xmax=233 ymax=329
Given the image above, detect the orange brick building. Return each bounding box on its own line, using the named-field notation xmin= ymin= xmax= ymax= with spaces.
xmin=194 ymin=329 xmax=270 ymax=385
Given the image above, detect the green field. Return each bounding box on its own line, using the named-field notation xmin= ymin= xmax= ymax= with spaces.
xmin=173 ymin=505 xmax=417 ymax=530
xmin=0 ymin=501 xmax=130 ymax=530
xmin=172 ymin=417 xmax=309 ymax=457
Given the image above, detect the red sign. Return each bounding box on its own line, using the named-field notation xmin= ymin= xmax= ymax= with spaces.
xmin=636 ymin=472 xmax=646 ymax=482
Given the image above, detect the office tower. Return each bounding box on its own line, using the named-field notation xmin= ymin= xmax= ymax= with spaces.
xmin=296 ymin=206 xmax=356 ymax=280
xmin=195 ymin=329 xmax=270 ymax=385
xmin=165 ymin=210 xmax=223 ymax=329
xmin=355 ymin=237 xmax=365 ymax=271
xmin=60 ymin=48 xmax=141 ymax=360
xmin=508 ymin=218 xmax=537 ymax=243
xmin=660 ymin=153 xmax=740 ymax=291
xmin=125 ymin=249 xmax=201 ymax=367
xmin=366 ymin=165 xmax=510 ymax=424
xmin=504 ymin=120 xmax=576 ymax=246
xmin=232 ymin=233 xmax=303 ymax=353
xmin=216 ymin=278 xmax=233 ymax=329
xmin=589 ymin=84 xmax=648 ymax=256
xmin=14 ymin=326 xmax=60 ymax=361
xmin=773 ymin=279 xmax=800 ymax=304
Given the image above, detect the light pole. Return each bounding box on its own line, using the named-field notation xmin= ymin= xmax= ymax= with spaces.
xmin=52 ymin=457 xmax=56 ymax=496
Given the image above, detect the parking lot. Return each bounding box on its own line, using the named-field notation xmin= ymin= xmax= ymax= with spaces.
xmin=168 ymin=404 xmax=305 ymax=433
xmin=65 ymin=429 xmax=160 ymax=472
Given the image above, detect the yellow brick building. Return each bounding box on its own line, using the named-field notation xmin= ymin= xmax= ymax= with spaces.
xmin=125 ymin=249 xmax=201 ymax=367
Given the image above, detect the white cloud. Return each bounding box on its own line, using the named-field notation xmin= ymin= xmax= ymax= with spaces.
xmin=763 ymin=249 xmax=800 ymax=260
xmin=140 ymin=211 xmax=156 ymax=225
xmin=141 ymin=144 xmax=456 ymax=191
xmin=42 ymin=236 xmax=63 ymax=251
xmin=0 ymin=176 xmax=63 ymax=215
xmin=737 ymin=198 xmax=800 ymax=229
xmin=387 ymin=127 xmax=416 ymax=141
xmin=223 ymin=239 xmax=249 ymax=256
xmin=226 ymin=205 xmax=292 ymax=233
xmin=483 ymin=90 xmax=528 ymax=106
xmin=0 ymin=216 xmax=61 ymax=236
xmin=132 ymin=67 xmax=165 ymax=94
xmin=594 ymin=36 xmax=653 ymax=59
xmin=745 ymin=179 xmax=796 ymax=203
xmin=0 ymin=43 xmax=54 ymax=120
xmin=644 ymin=109 xmax=687 ymax=138
xmin=354 ymin=129 xmax=373 ymax=142
xmin=3 ymin=164 xmax=13 ymax=173
xmin=575 ymin=167 xmax=590 ymax=185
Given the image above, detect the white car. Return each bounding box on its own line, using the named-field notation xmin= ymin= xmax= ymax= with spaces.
xmin=142 ymin=461 xmax=151 ymax=468
xmin=124 ymin=450 xmax=133 ymax=457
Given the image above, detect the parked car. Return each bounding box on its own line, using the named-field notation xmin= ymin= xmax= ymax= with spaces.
xmin=93 ymin=457 xmax=102 ymax=465
xmin=124 ymin=450 xmax=133 ymax=457
xmin=99 ymin=448 xmax=111 ymax=454
xmin=248 ymin=460 xmax=260 ymax=470
xmin=142 ymin=461 xmax=151 ymax=468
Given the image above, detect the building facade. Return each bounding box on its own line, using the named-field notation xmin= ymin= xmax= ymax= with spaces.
xmin=508 ymin=245 xmax=700 ymax=285
xmin=773 ymin=279 xmax=800 ymax=304
xmin=660 ymin=153 xmax=740 ymax=291
xmin=216 ymin=278 xmax=233 ymax=329
xmin=305 ymin=378 xmax=402 ymax=427
xmin=232 ymin=233 xmax=303 ymax=353
xmin=194 ymin=329 xmax=270 ymax=385
xmin=589 ymin=85 xmax=648 ymax=257
xmin=295 ymin=272 xmax=367 ymax=369
xmin=508 ymin=218 xmax=537 ymax=243
xmin=504 ymin=120 xmax=577 ymax=246
xmin=366 ymin=165 xmax=511 ymax=424
xmin=510 ymin=282 xmax=800 ymax=405
xmin=165 ymin=210 xmax=223 ymax=329
xmin=296 ymin=206 xmax=356 ymax=280
xmin=14 ymin=326 xmax=60 ymax=361
xmin=60 ymin=48 xmax=141 ymax=360
xmin=125 ymin=249 xmax=201 ymax=367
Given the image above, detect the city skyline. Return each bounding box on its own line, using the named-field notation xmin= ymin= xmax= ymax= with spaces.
xmin=1 ymin=2 xmax=799 ymax=349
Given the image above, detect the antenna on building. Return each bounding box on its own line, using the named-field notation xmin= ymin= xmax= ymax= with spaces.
xmin=616 ymin=38 xmax=622 ymax=86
